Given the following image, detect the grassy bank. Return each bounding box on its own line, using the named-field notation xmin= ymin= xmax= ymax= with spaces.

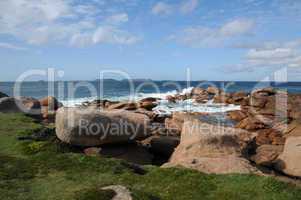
xmin=1 ymin=113 xmax=301 ymax=200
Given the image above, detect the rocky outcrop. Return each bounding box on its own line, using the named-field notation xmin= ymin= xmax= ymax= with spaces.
xmin=0 ymin=91 xmax=8 ymax=98
xmin=40 ymin=96 xmax=59 ymax=110
xmin=251 ymin=145 xmax=284 ymax=167
xmin=235 ymin=117 xmax=266 ymax=130
xmin=39 ymin=96 xmax=61 ymax=122
xmin=255 ymin=129 xmax=285 ymax=146
xmin=228 ymin=110 xmax=247 ymax=121
xmin=0 ymin=97 xmax=41 ymax=115
xmin=56 ymin=107 xmax=151 ymax=147
xmin=107 ymin=102 xmax=138 ymax=111
xmin=231 ymin=91 xmax=248 ymax=105
xmin=165 ymin=118 xmax=182 ymax=136
xmin=166 ymin=95 xmax=176 ymax=103
xmin=207 ymin=86 xmax=220 ymax=95
xmin=165 ymin=112 xmax=192 ymax=136
xmin=191 ymin=88 xmax=209 ymax=103
xmin=164 ymin=119 xmax=259 ymax=174
xmin=213 ymin=92 xmax=235 ymax=104
xmin=20 ymin=97 xmax=41 ymax=115
xmin=0 ymin=97 xmax=22 ymax=113
xmin=138 ymin=99 xmax=157 ymax=111
xmin=275 ymin=137 xmax=301 ymax=178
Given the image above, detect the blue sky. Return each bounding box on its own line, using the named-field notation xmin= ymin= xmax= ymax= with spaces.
xmin=0 ymin=0 xmax=301 ymax=81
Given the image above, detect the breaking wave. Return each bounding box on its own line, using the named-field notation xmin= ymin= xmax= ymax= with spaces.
xmin=60 ymin=87 xmax=240 ymax=114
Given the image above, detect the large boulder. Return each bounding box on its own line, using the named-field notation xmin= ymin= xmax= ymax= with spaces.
xmin=275 ymin=137 xmax=301 ymax=178
xmin=55 ymin=107 xmax=151 ymax=147
xmin=164 ymin=119 xmax=259 ymax=174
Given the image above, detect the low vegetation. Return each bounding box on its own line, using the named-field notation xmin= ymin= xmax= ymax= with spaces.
xmin=1 ymin=113 xmax=301 ymax=200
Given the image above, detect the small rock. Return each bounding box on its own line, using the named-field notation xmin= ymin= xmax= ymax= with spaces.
xmin=235 ymin=117 xmax=265 ymax=130
xmin=207 ymin=86 xmax=220 ymax=95
xmin=101 ymin=185 xmax=133 ymax=200
xmin=228 ymin=110 xmax=247 ymax=122
xmin=166 ymin=95 xmax=176 ymax=103
xmin=139 ymin=101 xmax=157 ymax=111
xmin=84 ymin=147 xmax=101 ymax=156
xmin=39 ymin=96 xmax=59 ymax=110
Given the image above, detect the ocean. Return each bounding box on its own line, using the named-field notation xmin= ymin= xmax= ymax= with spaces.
xmin=1 ymin=80 xmax=301 ymax=114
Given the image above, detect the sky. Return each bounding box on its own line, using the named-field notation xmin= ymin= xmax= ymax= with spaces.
xmin=0 ymin=0 xmax=301 ymax=81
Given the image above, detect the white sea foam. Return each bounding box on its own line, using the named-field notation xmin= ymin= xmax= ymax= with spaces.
xmin=60 ymin=87 xmax=240 ymax=114
xmin=153 ymin=99 xmax=240 ymax=116
xmin=60 ymin=97 xmax=98 ymax=107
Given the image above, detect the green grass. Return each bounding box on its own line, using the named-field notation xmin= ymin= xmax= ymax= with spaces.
xmin=0 ymin=113 xmax=301 ymax=200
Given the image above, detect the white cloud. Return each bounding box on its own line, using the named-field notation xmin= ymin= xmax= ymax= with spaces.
xmin=233 ymin=38 xmax=301 ymax=50
xmin=170 ymin=19 xmax=255 ymax=47
xmin=93 ymin=26 xmax=140 ymax=45
xmin=0 ymin=42 xmax=27 ymax=51
xmin=152 ymin=0 xmax=199 ymax=15
xmin=225 ymin=35 xmax=301 ymax=73
xmin=70 ymin=33 xmax=92 ymax=47
xmin=180 ymin=0 xmax=199 ymax=14
xmin=152 ymin=2 xmax=173 ymax=15
xmin=0 ymin=0 xmax=139 ymax=47
xmin=70 ymin=26 xmax=141 ymax=47
xmin=0 ymin=0 xmax=71 ymax=29
xmin=246 ymin=48 xmax=295 ymax=60
xmin=105 ymin=13 xmax=129 ymax=24
xmin=220 ymin=19 xmax=254 ymax=37
xmin=225 ymin=46 xmax=301 ymax=73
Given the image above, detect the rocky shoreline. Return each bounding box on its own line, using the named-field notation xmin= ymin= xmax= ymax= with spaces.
xmin=1 ymin=86 xmax=301 ymax=181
